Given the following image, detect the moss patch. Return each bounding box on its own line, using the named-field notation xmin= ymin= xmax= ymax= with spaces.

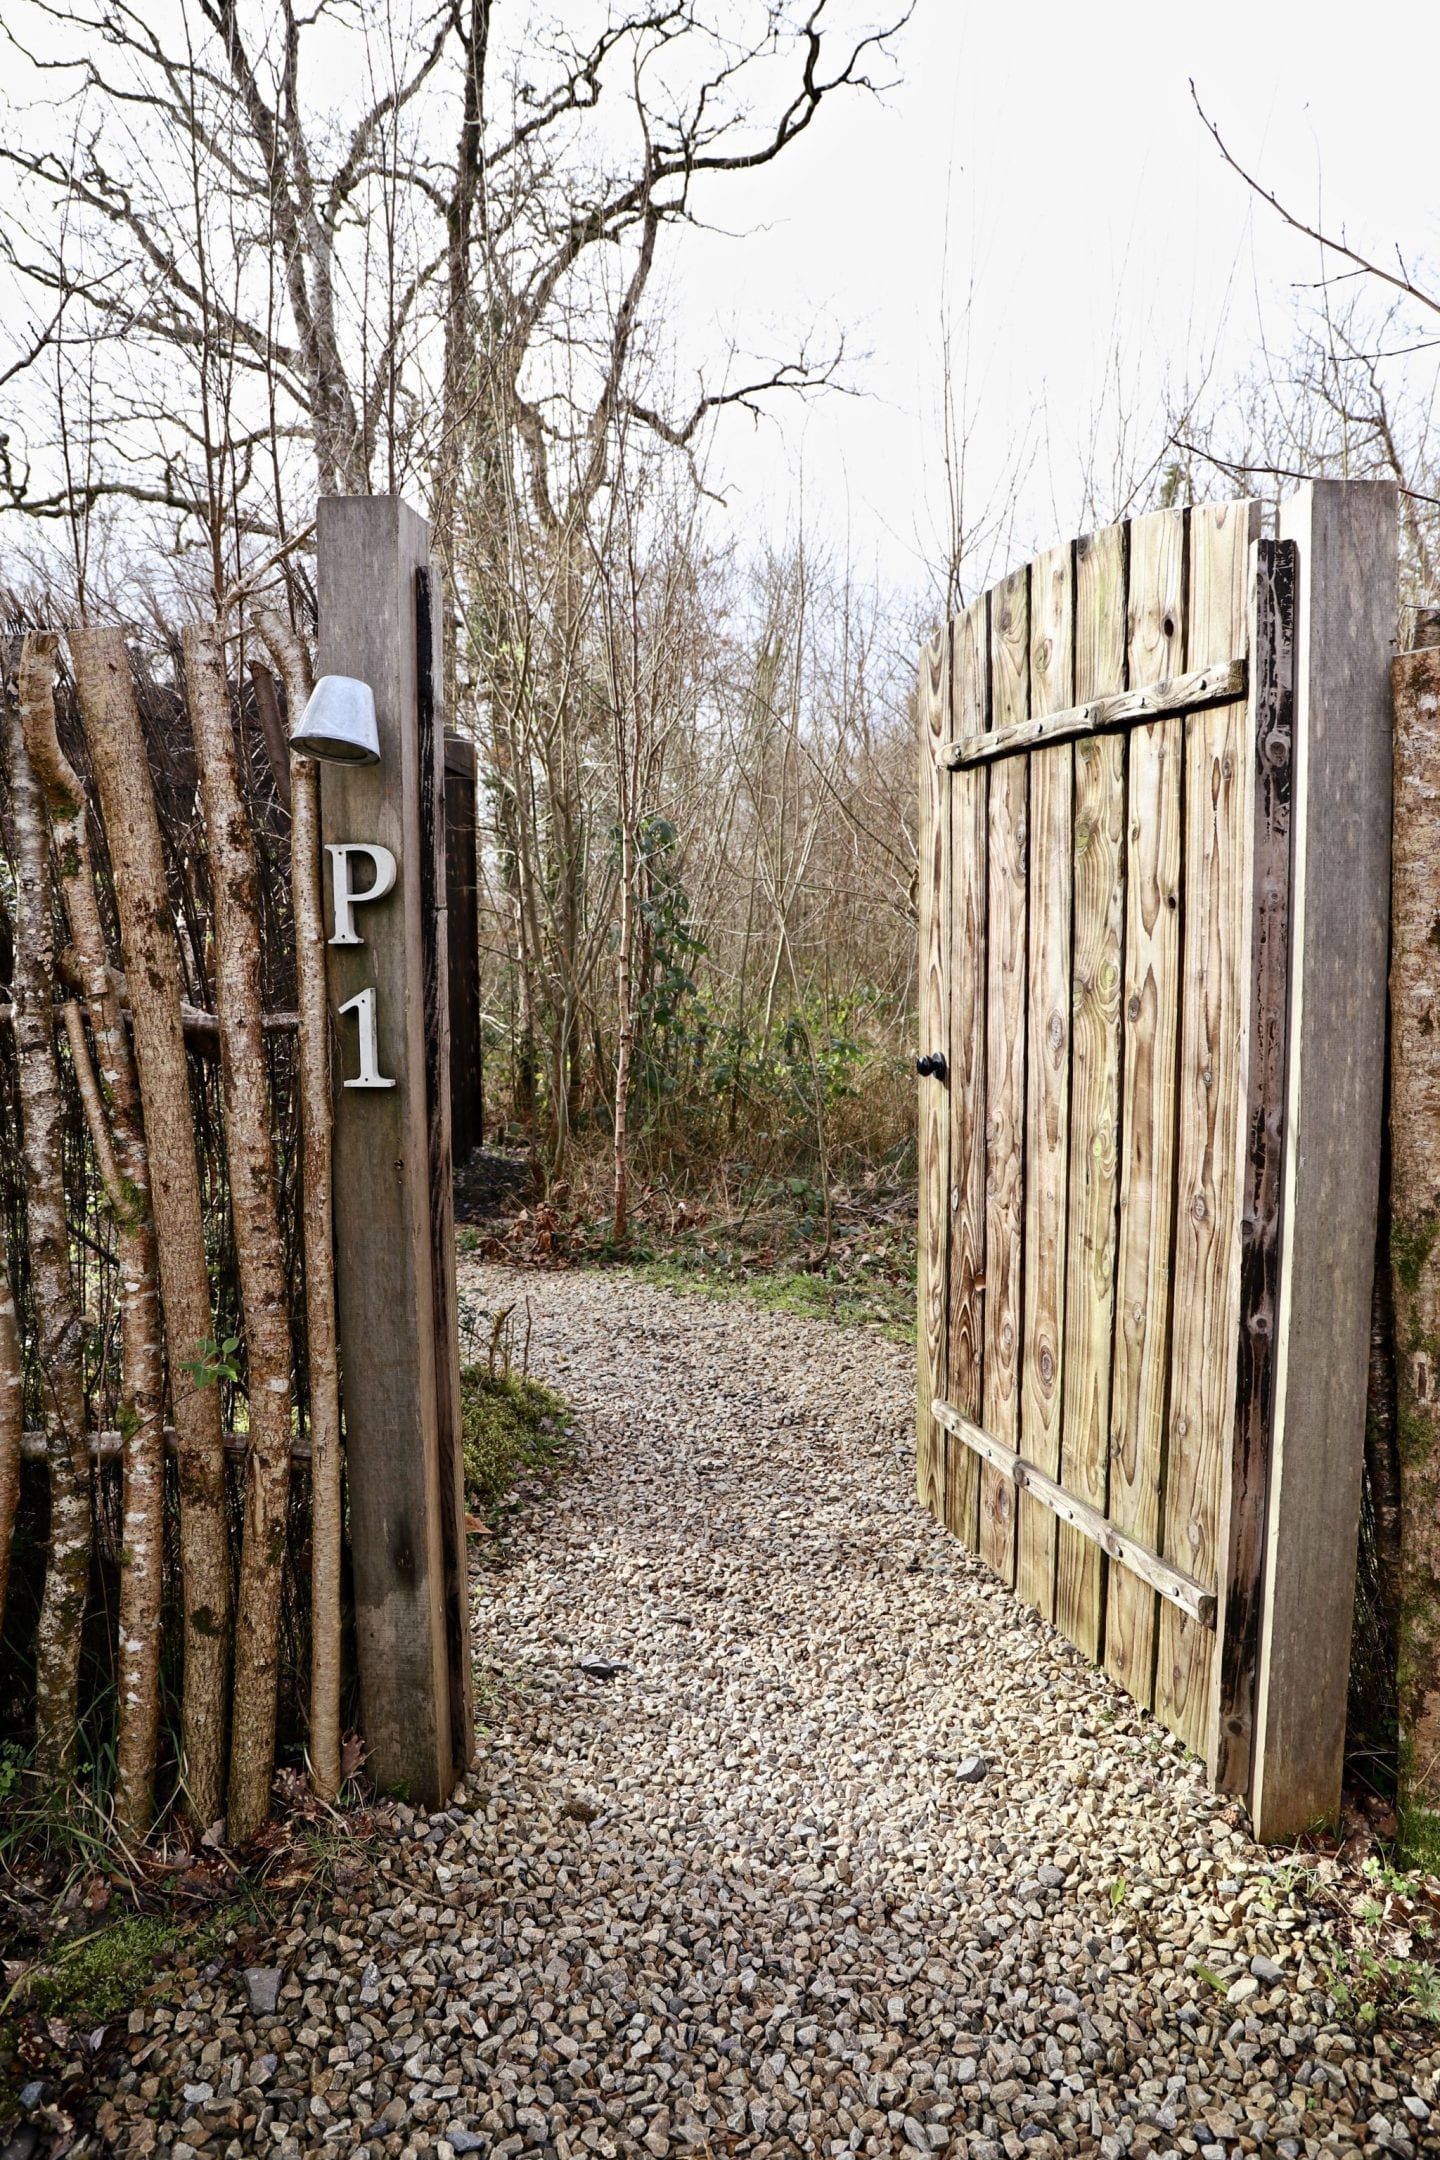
xmin=460 ymin=1367 xmax=572 ymax=1516
xmin=629 ymin=1252 xmax=914 ymax=1341
xmin=24 ymin=1913 xmax=183 ymax=2028
xmin=1392 ymin=1211 xmax=1440 ymax=1297
xmin=1399 ymin=1801 xmax=1440 ymax=1878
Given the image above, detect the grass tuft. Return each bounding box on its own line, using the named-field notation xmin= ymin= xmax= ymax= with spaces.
xmin=459 ymin=1366 xmax=572 ymax=1515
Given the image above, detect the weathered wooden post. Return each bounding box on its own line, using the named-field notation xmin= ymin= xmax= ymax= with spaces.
xmin=444 ymin=734 xmax=483 ymax=1160
xmin=313 ymin=496 xmax=472 ymax=1805
xmin=1250 ymin=479 xmax=1398 ymax=1840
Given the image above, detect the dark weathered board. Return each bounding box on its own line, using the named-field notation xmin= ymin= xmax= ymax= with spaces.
xmin=444 ymin=734 xmax=483 ymax=1161
xmin=915 ymin=485 xmax=1394 ymax=1825
xmin=1212 ymin=538 xmax=1295 ymax=1792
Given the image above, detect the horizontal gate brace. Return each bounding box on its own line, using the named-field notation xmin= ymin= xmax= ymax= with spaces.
xmin=930 ymin=1398 xmax=1218 ymax=1629
xmin=942 ymin=656 xmax=1248 ymax=770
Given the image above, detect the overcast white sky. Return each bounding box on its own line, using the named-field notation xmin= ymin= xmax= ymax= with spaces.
xmin=663 ymin=0 xmax=1438 ymax=603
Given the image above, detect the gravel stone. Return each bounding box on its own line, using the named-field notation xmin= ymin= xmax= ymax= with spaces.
xmin=243 ymin=1965 xmax=282 ymax=2016
xmin=87 ymin=1267 xmax=1440 ymax=2157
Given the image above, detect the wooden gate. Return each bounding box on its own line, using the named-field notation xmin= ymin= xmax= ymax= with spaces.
xmin=916 ymin=484 xmax=1397 ymax=1839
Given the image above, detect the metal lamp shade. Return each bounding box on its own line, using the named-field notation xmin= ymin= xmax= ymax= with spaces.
xmin=290 ymin=674 xmax=381 ymax=764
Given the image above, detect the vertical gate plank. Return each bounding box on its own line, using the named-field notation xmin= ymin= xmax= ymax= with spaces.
xmin=1212 ymin=536 xmax=1294 ymax=1791
xmin=947 ymin=599 xmax=989 ymax=1546
xmin=1157 ymin=498 xmax=1258 ymax=1755
xmin=1018 ymin=547 xmax=1072 ymax=1619
xmin=1057 ymin=526 xmax=1126 ymax=1657
xmin=916 ymin=630 xmax=952 ymax=1521
xmin=980 ymin=590 xmax=1027 ymax=1583
xmin=1106 ymin=507 xmax=1186 ymax=1705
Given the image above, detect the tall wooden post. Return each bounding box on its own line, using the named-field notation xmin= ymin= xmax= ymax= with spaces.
xmin=444 ymin=735 xmax=483 ymax=1160
xmin=317 ymin=496 xmax=472 ymax=1806
xmin=1251 ymin=479 xmax=1397 ymax=1840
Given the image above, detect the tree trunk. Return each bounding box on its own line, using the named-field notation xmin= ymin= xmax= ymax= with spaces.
xmin=1390 ymin=641 xmax=1440 ymax=1830
xmin=0 ymin=1170 xmax=24 ymax=1635
xmin=186 ymin=625 xmax=294 ymax=1846
xmin=612 ymin=822 xmax=635 ymax=1245
xmin=71 ymin=625 xmax=231 ymax=1828
xmin=22 ymin=647 xmax=167 ymax=1835
xmin=256 ymin=610 xmax=343 ymax=1804
xmin=9 ymin=636 xmax=92 ymax=1773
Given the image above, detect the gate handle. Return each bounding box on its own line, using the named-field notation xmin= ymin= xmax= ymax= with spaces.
xmin=916 ymin=1052 xmax=948 ymax=1081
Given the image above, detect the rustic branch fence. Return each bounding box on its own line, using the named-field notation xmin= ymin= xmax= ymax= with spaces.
xmin=0 ymin=497 xmax=477 ymax=1842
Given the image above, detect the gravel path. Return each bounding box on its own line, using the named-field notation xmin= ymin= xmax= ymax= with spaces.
xmin=95 ymin=1267 xmax=1436 ymax=2159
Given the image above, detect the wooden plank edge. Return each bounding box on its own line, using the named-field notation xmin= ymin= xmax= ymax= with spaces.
xmin=932 ymin=1397 xmax=1217 ymax=1628
xmin=944 ymin=657 xmax=1247 ymax=770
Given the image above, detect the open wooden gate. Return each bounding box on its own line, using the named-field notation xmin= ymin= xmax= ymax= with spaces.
xmin=916 ymin=484 xmax=1397 ymax=1839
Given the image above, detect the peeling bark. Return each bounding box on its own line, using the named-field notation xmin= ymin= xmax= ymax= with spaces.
xmin=186 ymin=625 xmax=294 ymax=1844
xmin=0 ymin=1199 xmax=23 ymax=1635
xmin=23 ymin=655 xmax=167 ymax=1835
xmin=71 ymin=625 xmax=230 ymax=1828
xmin=1390 ymin=643 xmax=1440 ymax=1821
xmin=256 ymin=612 xmax=342 ymax=1801
xmin=10 ymin=635 xmax=91 ymax=1772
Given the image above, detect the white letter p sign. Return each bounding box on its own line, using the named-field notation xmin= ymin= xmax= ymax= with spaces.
xmin=326 ymin=842 xmax=397 ymax=945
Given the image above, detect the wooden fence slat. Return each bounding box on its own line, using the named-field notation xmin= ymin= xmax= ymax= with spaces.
xmin=916 ymin=631 xmax=952 ymax=1520
xmin=980 ymin=596 xmax=1027 ymax=1584
xmin=1104 ymin=506 xmax=1187 ymax=1707
xmin=1212 ymin=536 xmax=1295 ymax=1791
xmin=1156 ymin=499 xmax=1258 ymax=1756
xmin=947 ymin=600 xmax=989 ymax=1545
xmin=1056 ymin=525 xmax=1126 ymax=1657
xmin=1018 ymin=546 xmax=1072 ymax=1619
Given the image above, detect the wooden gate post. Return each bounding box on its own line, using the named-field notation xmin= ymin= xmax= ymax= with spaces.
xmin=316 ymin=496 xmax=472 ymax=1806
xmin=444 ymin=734 xmax=483 ymax=1161
xmin=1251 ymin=478 xmax=1398 ymax=1841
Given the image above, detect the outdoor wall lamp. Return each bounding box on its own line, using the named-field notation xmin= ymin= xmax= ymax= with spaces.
xmin=289 ymin=673 xmax=381 ymax=763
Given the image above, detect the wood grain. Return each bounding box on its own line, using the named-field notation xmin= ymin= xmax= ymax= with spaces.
xmin=1104 ymin=507 xmax=1187 ymax=1706
xmin=1056 ymin=524 xmax=1126 ymax=1657
xmin=1018 ymin=546 xmax=1073 ymax=1619
xmin=946 ymin=598 xmax=989 ymax=1546
xmin=915 ymin=630 xmax=952 ymax=1521
xmin=1156 ymin=498 xmax=1258 ymax=1756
